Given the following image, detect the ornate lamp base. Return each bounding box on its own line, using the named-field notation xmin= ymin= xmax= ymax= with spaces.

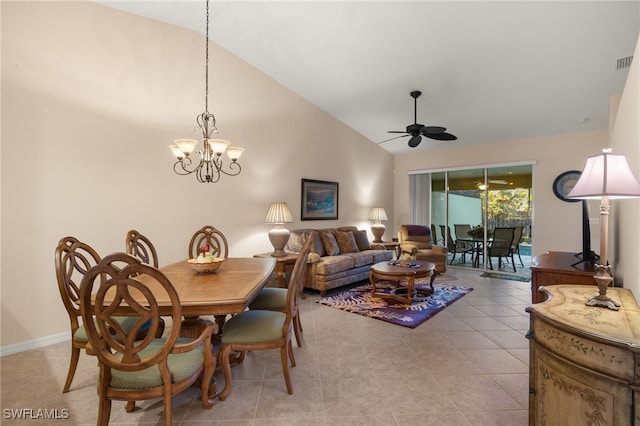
xmin=585 ymin=264 xmax=620 ymax=311
xmin=371 ymin=223 xmax=385 ymax=243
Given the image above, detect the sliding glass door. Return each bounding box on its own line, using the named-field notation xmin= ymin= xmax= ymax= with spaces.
xmin=411 ymin=163 xmax=533 ymax=275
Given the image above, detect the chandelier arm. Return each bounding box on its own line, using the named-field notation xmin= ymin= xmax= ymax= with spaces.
xmin=218 ymin=162 xmax=242 ymax=177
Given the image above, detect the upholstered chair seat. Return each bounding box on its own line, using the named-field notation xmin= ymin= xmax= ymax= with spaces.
xmin=248 ymin=282 xmax=304 ymax=347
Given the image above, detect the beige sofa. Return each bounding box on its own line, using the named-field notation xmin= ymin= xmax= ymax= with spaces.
xmin=397 ymin=224 xmax=448 ymax=273
xmin=285 ymin=226 xmax=394 ymax=296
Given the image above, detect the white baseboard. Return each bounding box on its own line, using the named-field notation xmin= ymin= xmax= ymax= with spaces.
xmin=0 ymin=332 xmax=70 ymax=357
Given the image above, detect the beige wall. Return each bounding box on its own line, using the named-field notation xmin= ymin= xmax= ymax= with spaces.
xmin=1 ymin=2 xmax=394 ymax=350
xmin=610 ymin=35 xmax=640 ymax=299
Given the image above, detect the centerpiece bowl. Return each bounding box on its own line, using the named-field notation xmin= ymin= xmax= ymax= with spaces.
xmin=187 ymin=257 xmax=224 ymax=273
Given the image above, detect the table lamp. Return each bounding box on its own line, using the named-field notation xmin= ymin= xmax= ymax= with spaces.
xmin=265 ymin=202 xmax=293 ymax=257
xmin=369 ymin=207 xmax=388 ymax=243
xmin=567 ymin=148 xmax=640 ymax=310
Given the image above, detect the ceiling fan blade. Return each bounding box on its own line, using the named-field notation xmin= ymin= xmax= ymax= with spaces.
xmin=426 ymin=132 xmax=457 ymax=141
xmin=420 ymin=126 xmax=446 ymax=135
xmin=408 ymin=135 xmax=422 ymax=147
xmin=377 ymin=134 xmax=409 ymax=144
xmin=387 ymin=130 xmax=408 ymax=134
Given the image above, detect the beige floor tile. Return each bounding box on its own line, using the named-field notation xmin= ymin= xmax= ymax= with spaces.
xmin=460 ymin=348 xmax=529 ymax=374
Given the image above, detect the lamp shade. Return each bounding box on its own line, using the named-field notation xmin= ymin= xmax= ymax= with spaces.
xmin=568 ymin=150 xmax=640 ymax=200
xmin=368 ymin=207 xmax=388 ymax=223
xmin=265 ymin=202 xmax=293 ymax=224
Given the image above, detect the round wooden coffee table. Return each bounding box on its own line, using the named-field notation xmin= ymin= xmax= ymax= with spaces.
xmin=369 ymin=260 xmax=437 ymax=305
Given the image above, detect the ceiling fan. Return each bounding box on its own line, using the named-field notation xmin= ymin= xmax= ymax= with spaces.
xmin=382 ymin=90 xmax=457 ymax=148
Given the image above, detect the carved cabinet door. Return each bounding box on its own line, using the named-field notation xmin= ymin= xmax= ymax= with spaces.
xmin=530 ymin=342 xmax=632 ymax=426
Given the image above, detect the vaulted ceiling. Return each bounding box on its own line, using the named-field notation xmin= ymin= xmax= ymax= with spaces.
xmin=95 ymin=1 xmax=639 ymax=155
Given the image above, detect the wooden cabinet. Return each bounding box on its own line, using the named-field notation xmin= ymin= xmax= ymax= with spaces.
xmin=530 ymin=251 xmax=596 ymax=303
xmin=526 ymin=285 xmax=640 ymax=426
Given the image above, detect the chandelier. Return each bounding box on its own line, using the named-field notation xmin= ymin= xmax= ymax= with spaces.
xmin=169 ymin=0 xmax=244 ymax=183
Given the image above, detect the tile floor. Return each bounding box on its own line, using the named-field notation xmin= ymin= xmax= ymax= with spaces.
xmin=0 ymin=267 xmax=532 ymax=425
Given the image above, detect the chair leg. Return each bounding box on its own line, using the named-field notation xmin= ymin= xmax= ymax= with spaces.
xmin=125 ymin=401 xmax=135 ymax=412
xmin=63 ymin=345 xmax=80 ymax=393
xmin=293 ymin=313 xmax=303 ymax=348
xmin=97 ymin=395 xmax=112 ymax=426
xmin=218 ymin=345 xmax=233 ymax=401
xmin=280 ymin=343 xmax=293 ymax=394
xmin=199 ymin=354 xmax=215 ymax=408
xmin=163 ymin=388 xmax=172 ymax=426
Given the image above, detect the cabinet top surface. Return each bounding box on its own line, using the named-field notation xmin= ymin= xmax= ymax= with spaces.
xmin=530 ymin=251 xmax=595 ymax=274
xmin=527 ymin=285 xmax=640 ymax=347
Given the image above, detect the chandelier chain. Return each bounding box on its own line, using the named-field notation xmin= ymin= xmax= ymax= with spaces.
xmin=204 ymin=0 xmax=210 ymax=115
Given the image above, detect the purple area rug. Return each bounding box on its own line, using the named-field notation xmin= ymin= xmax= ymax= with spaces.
xmin=316 ymin=280 xmax=473 ymax=328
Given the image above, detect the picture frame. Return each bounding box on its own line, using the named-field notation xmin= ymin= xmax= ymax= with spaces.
xmin=301 ymin=179 xmax=339 ymax=220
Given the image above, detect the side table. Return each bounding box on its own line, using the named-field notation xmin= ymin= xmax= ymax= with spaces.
xmin=371 ymin=241 xmax=401 ymax=259
xmin=253 ymin=252 xmax=299 ymax=289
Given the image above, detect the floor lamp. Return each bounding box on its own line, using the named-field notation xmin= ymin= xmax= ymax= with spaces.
xmin=567 ymin=149 xmax=640 ymax=310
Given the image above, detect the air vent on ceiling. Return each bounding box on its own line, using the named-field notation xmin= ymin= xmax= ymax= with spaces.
xmin=616 ymin=55 xmax=633 ymax=70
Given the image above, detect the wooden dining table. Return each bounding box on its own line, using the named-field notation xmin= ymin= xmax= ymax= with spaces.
xmin=154 ymin=257 xmax=276 ymax=316
xmin=104 ymin=257 xmax=276 ymax=336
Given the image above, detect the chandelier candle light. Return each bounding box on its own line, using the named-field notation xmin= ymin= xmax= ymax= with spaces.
xmin=568 ymin=148 xmax=640 ymax=310
xmin=169 ymin=0 xmax=244 ymax=183
xmin=369 ymin=207 xmax=388 ymax=243
xmin=265 ymin=202 xmax=294 ymax=257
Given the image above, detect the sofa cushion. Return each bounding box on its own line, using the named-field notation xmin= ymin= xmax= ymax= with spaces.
xmin=309 ymin=231 xmax=326 ymax=257
xmin=335 ymin=230 xmax=359 ymax=253
xmin=351 ymin=230 xmax=371 ymax=251
xmin=315 ymin=255 xmax=354 ymax=275
xmin=372 ymin=250 xmax=394 ymax=262
xmin=320 ymin=231 xmax=340 ymax=256
xmin=285 ymin=231 xmax=308 ymax=253
xmin=343 ymin=251 xmax=373 ymax=267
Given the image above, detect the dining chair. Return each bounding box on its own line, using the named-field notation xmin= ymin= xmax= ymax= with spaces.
xmin=430 ymin=224 xmax=438 ymax=245
xmin=487 ymin=227 xmax=516 ymax=272
xmin=247 ymin=232 xmax=316 ymax=348
xmin=188 ymin=225 xmax=229 ymax=259
xmin=125 ymin=229 xmax=159 ymax=268
xmin=79 ymin=252 xmax=217 ymax=426
xmin=55 ymin=237 xmax=163 ymax=393
xmin=218 ymin=232 xmax=313 ymax=401
xmin=439 ymin=225 xmax=473 ymax=265
xmin=511 ymin=225 xmax=525 ymax=267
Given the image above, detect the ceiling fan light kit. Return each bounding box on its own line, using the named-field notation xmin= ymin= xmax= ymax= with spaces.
xmin=384 ymin=90 xmax=457 ymax=148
